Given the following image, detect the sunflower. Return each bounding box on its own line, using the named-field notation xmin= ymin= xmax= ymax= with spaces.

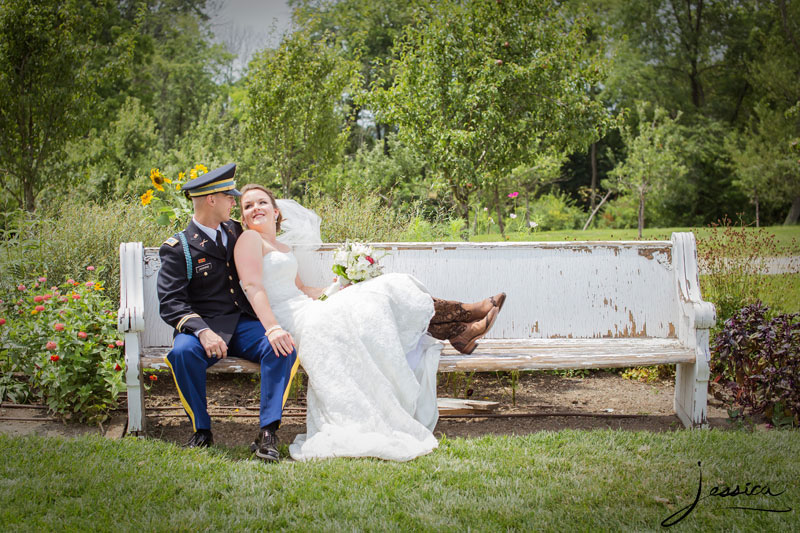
xmin=141 ymin=189 xmax=154 ymax=206
xmin=149 ymin=168 xmax=171 ymax=191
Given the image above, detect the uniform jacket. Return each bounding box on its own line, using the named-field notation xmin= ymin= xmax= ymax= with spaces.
xmin=157 ymin=219 xmax=255 ymax=344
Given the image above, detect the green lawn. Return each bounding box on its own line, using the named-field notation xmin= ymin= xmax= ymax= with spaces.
xmin=471 ymin=225 xmax=800 ymax=254
xmin=1 ymin=431 xmax=797 ymax=531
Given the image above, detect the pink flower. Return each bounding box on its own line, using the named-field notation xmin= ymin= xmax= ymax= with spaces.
xmin=115 ymin=363 xmax=122 ymax=371
xmin=43 ymin=293 xmax=52 ymax=300
xmin=35 ymin=305 xmax=45 ymax=312
xmin=38 ymin=276 xmax=47 ymax=283
xmin=51 ymin=286 xmax=58 ymax=291
xmin=66 ymin=279 xmax=75 ymax=284
xmin=507 ymin=191 xmax=519 ymax=198
xmin=85 ymin=281 xmax=94 ymax=288
xmin=115 ymin=340 xmax=124 ymax=347
xmin=365 ymin=256 xmax=375 ymax=265
xmin=33 ymin=295 xmax=44 ymax=303
xmin=0 ymin=318 xmax=6 ymax=326
xmin=60 ymin=297 xmax=68 ymax=303
xmin=0 ymin=299 xmax=3 ymax=304
xmin=50 ymin=355 xmax=60 ymax=362
xmin=72 ymin=294 xmax=81 ymax=300
xmin=54 ymin=323 xmax=65 ymax=331
xmin=46 ymin=341 xmax=57 ymax=350
xmin=77 ymin=331 xmax=88 ymax=339
xmin=33 ymin=283 xmax=39 ymax=288
xmin=87 ymin=265 xmax=95 ymax=271
xmin=17 ymin=284 xmax=26 ymax=292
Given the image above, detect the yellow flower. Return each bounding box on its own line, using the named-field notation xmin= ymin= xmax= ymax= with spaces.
xmin=150 ymin=168 xmax=165 ymax=191
xmin=190 ymin=169 xmax=197 ymax=179
xmin=175 ymin=182 xmax=181 ymax=191
xmin=93 ymin=282 xmax=105 ymax=291
xmin=178 ymin=171 xmax=185 ymax=181
xmin=141 ymin=189 xmax=154 ymax=206
xmin=195 ymin=164 xmax=208 ymax=174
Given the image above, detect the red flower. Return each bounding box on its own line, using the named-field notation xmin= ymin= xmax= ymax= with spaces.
xmin=33 ymin=295 xmax=44 ymax=303
xmin=0 ymin=318 xmax=6 ymax=326
xmin=107 ymin=344 xmax=115 ymax=349
xmin=365 ymin=256 xmax=375 ymax=265
xmin=148 ymin=375 xmax=157 ymax=381
xmin=35 ymin=305 xmax=45 ymax=312
xmin=50 ymin=355 xmax=60 ymax=362
xmin=72 ymin=294 xmax=81 ymax=300
xmin=43 ymin=293 xmax=52 ymax=300
xmin=54 ymin=323 xmax=65 ymax=331
xmin=115 ymin=340 xmax=124 ymax=347
xmin=46 ymin=341 xmax=57 ymax=350
xmin=87 ymin=265 xmax=95 ymax=271
xmin=17 ymin=284 xmax=26 ymax=291
xmin=115 ymin=363 xmax=122 ymax=371
xmin=77 ymin=331 xmax=87 ymax=339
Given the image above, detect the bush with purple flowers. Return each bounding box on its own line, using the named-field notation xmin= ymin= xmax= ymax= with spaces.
xmin=712 ymin=302 xmax=800 ymax=426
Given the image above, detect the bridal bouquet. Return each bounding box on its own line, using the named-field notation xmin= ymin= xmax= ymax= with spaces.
xmin=319 ymin=241 xmax=385 ymax=300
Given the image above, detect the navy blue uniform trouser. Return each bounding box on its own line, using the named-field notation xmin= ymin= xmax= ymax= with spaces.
xmin=165 ymin=316 xmax=298 ymax=431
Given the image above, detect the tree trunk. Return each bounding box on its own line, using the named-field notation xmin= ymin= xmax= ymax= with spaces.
xmin=583 ymin=189 xmax=612 ymax=231
xmin=524 ymin=191 xmax=531 ymax=232
xmin=754 ymin=193 xmax=760 ymax=228
xmin=494 ymin=183 xmax=505 ymax=235
xmin=24 ymin=178 xmax=36 ymax=212
xmin=589 ymin=142 xmax=598 ymax=213
xmin=638 ymin=189 xmax=645 ymax=239
xmin=473 ymin=206 xmax=478 ymax=236
xmin=785 ymin=195 xmax=800 ymax=225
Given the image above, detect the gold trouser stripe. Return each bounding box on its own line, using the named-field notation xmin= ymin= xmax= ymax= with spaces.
xmin=164 ymin=356 xmax=197 ymax=433
xmin=282 ymin=356 xmax=301 ymax=408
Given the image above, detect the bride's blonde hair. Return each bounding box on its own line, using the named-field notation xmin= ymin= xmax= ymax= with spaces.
xmin=240 ymin=184 xmax=283 ymax=231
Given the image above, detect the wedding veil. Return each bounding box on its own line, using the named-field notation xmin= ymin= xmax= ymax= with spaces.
xmin=275 ymin=198 xmax=323 ymax=251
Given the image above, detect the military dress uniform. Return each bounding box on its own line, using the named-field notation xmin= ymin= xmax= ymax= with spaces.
xmin=156 ymin=164 xmax=298 ymax=438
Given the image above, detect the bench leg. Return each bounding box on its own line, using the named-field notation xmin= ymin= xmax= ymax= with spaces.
xmin=124 ymin=332 xmax=146 ymax=436
xmin=674 ymin=329 xmax=710 ymax=429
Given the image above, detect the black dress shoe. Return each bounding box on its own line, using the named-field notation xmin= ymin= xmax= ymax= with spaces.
xmin=185 ymin=429 xmax=213 ymax=448
xmin=250 ymin=428 xmax=280 ymax=462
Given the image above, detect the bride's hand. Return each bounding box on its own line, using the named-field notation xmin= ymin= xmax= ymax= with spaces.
xmin=267 ymin=327 xmax=295 ymax=357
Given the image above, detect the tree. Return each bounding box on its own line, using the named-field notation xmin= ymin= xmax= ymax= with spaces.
xmin=371 ymin=0 xmax=609 ymax=230
xmin=0 ymin=0 xmax=121 ymax=211
xmin=245 ymin=28 xmax=360 ymax=197
xmin=606 ymin=103 xmax=687 ymax=238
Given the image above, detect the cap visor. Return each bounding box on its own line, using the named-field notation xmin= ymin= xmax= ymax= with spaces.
xmin=224 ymin=188 xmax=242 ymax=197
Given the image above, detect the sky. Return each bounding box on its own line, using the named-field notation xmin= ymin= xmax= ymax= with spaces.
xmin=209 ymin=0 xmax=295 ymax=73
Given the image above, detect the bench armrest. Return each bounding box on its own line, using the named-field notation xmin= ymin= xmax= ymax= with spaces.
xmin=118 ymin=242 xmax=146 ymax=333
xmin=671 ymin=232 xmax=716 ymax=330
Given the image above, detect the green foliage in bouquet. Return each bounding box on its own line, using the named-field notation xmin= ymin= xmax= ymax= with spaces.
xmin=0 ymin=272 xmax=124 ymax=423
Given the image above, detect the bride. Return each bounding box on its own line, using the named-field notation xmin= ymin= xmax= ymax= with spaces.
xmin=234 ymin=184 xmax=501 ymax=461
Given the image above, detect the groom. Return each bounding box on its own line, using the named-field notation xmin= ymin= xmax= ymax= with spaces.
xmin=157 ymin=163 xmax=297 ymax=462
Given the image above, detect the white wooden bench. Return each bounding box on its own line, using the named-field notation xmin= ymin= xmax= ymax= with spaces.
xmin=118 ymin=233 xmax=715 ymax=434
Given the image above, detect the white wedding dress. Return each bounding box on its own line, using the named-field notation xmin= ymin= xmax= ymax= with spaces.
xmin=261 ymin=250 xmax=441 ymax=461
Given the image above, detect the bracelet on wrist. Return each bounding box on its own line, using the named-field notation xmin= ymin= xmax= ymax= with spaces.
xmin=265 ymin=325 xmax=283 ymax=336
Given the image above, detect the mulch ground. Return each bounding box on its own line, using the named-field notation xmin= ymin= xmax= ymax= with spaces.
xmin=1 ymin=370 xmax=739 ymax=446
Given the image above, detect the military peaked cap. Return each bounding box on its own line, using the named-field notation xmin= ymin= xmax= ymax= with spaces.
xmin=182 ymin=163 xmax=241 ymax=197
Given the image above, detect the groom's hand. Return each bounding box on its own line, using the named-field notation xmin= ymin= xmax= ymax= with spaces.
xmin=198 ymin=329 xmax=228 ymax=358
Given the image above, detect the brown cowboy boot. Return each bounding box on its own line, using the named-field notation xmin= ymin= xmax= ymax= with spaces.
xmin=430 ymin=293 xmax=505 ymax=324
xmin=448 ymin=307 xmax=500 ymax=355
xmin=427 ymin=321 xmax=468 ymax=341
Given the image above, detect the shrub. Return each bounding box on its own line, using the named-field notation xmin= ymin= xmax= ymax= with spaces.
xmin=527 ymin=191 xmax=585 ymax=231
xmin=712 ymin=302 xmax=800 ymax=426
xmin=0 ymin=199 xmax=171 ymax=303
xmin=304 ymin=190 xmax=411 ymax=242
xmin=697 ymin=216 xmax=794 ymax=324
xmin=0 ymin=273 xmax=124 ymax=423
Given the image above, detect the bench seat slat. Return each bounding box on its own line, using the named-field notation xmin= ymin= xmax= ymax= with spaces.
xmin=140 ymin=338 xmax=694 ymax=374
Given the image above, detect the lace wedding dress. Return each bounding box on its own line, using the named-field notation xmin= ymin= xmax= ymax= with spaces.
xmin=261 ymin=250 xmax=441 ymax=461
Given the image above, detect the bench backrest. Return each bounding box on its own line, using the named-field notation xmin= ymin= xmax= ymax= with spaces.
xmin=122 ymin=235 xmax=700 ymax=350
